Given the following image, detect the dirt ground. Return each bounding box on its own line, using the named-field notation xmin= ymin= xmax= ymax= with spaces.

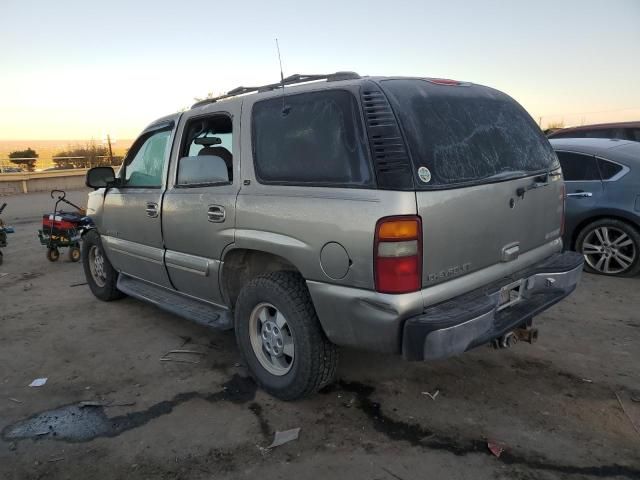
xmin=1 ymin=190 xmax=639 ymax=480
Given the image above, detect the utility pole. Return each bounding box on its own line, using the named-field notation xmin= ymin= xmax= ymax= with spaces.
xmin=107 ymin=135 xmax=114 ymax=165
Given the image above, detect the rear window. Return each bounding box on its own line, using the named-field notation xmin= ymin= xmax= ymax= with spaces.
xmin=381 ymin=79 xmax=559 ymax=188
xmin=597 ymin=158 xmax=623 ymax=180
xmin=252 ymin=90 xmax=374 ymax=187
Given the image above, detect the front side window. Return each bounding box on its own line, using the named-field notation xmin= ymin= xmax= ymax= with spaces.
xmin=252 ymin=90 xmax=373 ymax=187
xmin=556 ymin=151 xmax=600 ymax=181
xmin=124 ymin=129 xmax=171 ymax=187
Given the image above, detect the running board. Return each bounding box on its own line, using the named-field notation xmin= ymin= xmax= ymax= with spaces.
xmin=117 ymin=274 xmax=232 ymax=330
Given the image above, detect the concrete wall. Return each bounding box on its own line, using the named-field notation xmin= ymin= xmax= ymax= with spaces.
xmin=0 ymin=169 xmax=88 ymax=196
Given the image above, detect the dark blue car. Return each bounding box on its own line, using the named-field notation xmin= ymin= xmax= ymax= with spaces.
xmin=550 ymin=138 xmax=640 ymax=276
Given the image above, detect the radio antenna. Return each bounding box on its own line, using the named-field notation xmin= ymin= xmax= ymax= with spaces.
xmin=275 ymin=38 xmax=289 ymax=115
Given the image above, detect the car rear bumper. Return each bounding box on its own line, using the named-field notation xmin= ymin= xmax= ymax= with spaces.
xmin=401 ymin=251 xmax=584 ymax=360
xmin=307 ymin=249 xmax=583 ymax=359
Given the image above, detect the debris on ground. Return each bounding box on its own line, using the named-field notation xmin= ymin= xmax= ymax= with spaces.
xmin=69 ymin=282 xmax=88 ymax=287
xmin=28 ymin=378 xmax=47 ymax=387
xmin=615 ymin=391 xmax=640 ymax=437
xmin=267 ymin=428 xmax=301 ymax=448
xmin=23 ymin=282 xmax=32 ymax=291
xmin=422 ymin=390 xmax=439 ymax=400
xmin=8 ymin=442 xmax=17 ymax=451
xmin=8 ymin=397 xmax=22 ymax=404
xmin=48 ymin=457 xmax=64 ymax=463
xmin=581 ymin=378 xmax=593 ymax=383
xmin=160 ymin=347 xmax=206 ymax=364
xmin=487 ymin=441 xmax=505 ymax=458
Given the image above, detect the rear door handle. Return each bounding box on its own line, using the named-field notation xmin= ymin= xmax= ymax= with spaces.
xmin=207 ymin=205 xmax=226 ymax=223
xmin=566 ymin=192 xmax=592 ymax=198
xmin=145 ymin=202 xmax=159 ymax=218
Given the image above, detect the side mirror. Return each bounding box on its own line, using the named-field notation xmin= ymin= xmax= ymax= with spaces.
xmin=86 ymin=167 xmax=116 ymax=189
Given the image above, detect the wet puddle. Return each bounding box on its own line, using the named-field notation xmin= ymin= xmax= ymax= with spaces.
xmin=2 ymin=375 xmax=256 ymax=442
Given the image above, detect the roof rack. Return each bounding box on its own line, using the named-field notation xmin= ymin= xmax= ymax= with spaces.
xmin=191 ymin=71 xmax=361 ymax=108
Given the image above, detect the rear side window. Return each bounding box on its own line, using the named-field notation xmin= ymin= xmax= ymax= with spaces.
xmin=597 ymin=158 xmax=623 ymax=180
xmin=252 ymin=90 xmax=373 ymax=187
xmin=381 ymin=79 xmax=558 ymax=188
xmin=556 ymin=151 xmax=600 ymax=181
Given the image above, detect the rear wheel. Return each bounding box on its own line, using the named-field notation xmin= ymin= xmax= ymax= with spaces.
xmin=82 ymin=230 xmax=125 ymax=301
xmin=46 ymin=248 xmax=60 ymax=262
xmin=234 ymin=271 xmax=337 ymax=400
xmin=576 ymin=219 xmax=640 ymax=277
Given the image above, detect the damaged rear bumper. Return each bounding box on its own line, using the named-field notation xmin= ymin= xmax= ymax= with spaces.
xmin=401 ymin=251 xmax=584 ymax=360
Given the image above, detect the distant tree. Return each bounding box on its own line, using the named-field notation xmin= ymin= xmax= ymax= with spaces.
xmin=53 ymin=141 xmax=121 ymax=169
xmin=8 ymin=148 xmax=38 ymax=172
xmin=546 ymin=120 xmax=565 ymax=129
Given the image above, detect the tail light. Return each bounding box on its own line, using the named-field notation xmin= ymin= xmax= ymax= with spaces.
xmin=374 ymin=216 xmax=422 ymax=293
xmin=560 ymin=183 xmax=566 ymax=236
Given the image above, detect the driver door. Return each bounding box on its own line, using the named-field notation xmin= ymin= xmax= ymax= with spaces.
xmin=99 ymin=122 xmax=175 ymax=288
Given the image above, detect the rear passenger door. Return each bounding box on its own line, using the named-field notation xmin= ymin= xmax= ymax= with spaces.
xmin=556 ymin=150 xmax=604 ymax=235
xmin=162 ymin=107 xmax=240 ymax=305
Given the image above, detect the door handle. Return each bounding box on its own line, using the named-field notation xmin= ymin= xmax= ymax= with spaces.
xmin=207 ymin=205 xmax=226 ymax=223
xmin=566 ymin=192 xmax=593 ymax=198
xmin=145 ymin=202 xmax=159 ymax=218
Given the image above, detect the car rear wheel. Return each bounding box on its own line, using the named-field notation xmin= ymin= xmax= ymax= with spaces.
xmin=82 ymin=230 xmax=125 ymax=301
xmin=234 ymin=271 xmax=338 ymax=400
xmin=576 ymin=219 xmax=640 ymax=277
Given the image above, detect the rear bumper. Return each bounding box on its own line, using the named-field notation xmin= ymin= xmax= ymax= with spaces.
xmin=307 ymin=249 xmax=583 ymax=358
xmin=402 ymin=251 xmax=584 ymax=360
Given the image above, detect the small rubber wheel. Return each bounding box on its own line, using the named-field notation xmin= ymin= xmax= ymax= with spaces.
xmin=47 ymin=248 xmax=60 ymax=262
xmin=69 ymin=247 xmax=81 ymax=262
xmin=81 ymin=230 xmax=125 ymax=301
xmin=234 ymin=271 xmax=338 ymax=400
xmin=576 ymin=219 xmax=640 ymax=277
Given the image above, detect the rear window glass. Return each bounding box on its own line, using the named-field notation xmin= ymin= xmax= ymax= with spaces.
xmin=556 ymin=151 xmax=600 ymax=181
xmin=381 ymin=79 xmax=559 ymax=188
xmin=597 ymin=158 xmax=623 ymax=180
xmin=252 ymin=90 xmax=373 ymax=187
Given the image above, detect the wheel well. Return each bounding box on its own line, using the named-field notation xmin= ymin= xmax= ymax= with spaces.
xmin=221 ymin=249 xmax=300 ymax=308
xmin=571 ymin=214 xmax=640 ymax=249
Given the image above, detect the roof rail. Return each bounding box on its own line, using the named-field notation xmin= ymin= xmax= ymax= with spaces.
xmin=191 ymin=71 xmax=361 ymax=108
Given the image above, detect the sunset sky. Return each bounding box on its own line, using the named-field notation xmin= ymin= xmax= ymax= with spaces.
xmin=1 ymin=0 xmax=639 ymax=141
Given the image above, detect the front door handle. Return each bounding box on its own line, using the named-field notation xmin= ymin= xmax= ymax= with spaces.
xmin=145 ymin=202 xmax=159 ymax=218
xmin=566 ymin=192 xmax=593 ymax=198
xmin=207 ymin=205 xmax=226 ymax=223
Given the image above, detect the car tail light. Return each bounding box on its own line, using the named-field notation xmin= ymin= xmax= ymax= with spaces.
xmin=560 ymin=183 xmax=566 ymax=236
xmin=374 ymin=216 xmax=422 ymax=294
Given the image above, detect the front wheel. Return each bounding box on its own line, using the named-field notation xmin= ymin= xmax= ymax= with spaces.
xmin=81 ymin=230 xmax=125 ymax=301
xmin=46 ymin=248 xmax=60 ymax=262
xmin=234 ymin=271 xmax=338 ymax=400
xmin=577 ymin=219 xmax=640 ymax=277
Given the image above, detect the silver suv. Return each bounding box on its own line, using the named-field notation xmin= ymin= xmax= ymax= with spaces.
xmin=84 ymin=72 xmax=583 ymax=400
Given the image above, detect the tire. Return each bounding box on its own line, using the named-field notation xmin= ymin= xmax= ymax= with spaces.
xmin=576 ymin=218 xmax=640 ymax=277
xmin=81 ymin=230 xmax=125 ymax=301
xmin=234 ymin=271 xmax=338 ymax=400
xmin=68 ymin=246 xmax=81 ymax=262
xmin=47 ymin=248 xmax=60 ymax=262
